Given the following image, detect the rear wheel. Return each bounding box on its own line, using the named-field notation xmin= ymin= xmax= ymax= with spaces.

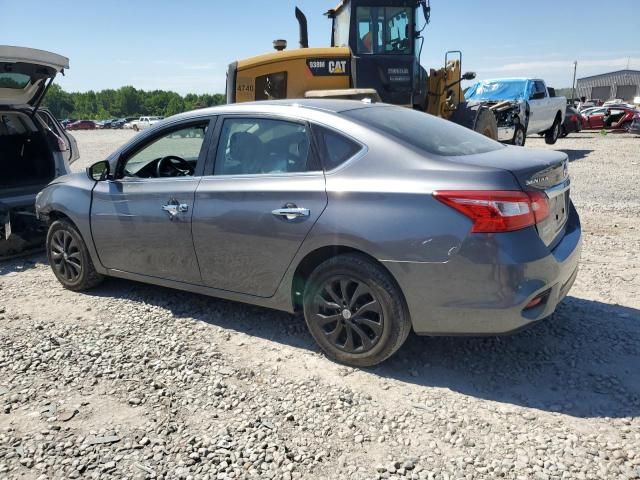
xmin=303 ymin=254 xmax=411 ymax=367
xmin=46 ymin=219 xmax=104 ymax=291
xmin=545 ymin=115 xmax=561 ymax=144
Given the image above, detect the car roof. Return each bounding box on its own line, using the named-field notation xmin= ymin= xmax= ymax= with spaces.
xmin=166 ymin=99 xmax=385 ymax=123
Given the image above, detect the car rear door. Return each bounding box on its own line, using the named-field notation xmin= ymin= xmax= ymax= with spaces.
xmin=191 ymin=115 xmax=328 ymax=297
xmin=90 ymin=118 xmax=215 ymax=284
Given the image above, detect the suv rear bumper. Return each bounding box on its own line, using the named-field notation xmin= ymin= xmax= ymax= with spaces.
xmin=383 ymin=203 xmax=582 ymax=335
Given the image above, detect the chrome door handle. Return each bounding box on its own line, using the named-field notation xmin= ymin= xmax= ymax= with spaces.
xmin=272 ymin=207 xmax=310 ymax=220
xmin=162 ymin=202 xmax=189 ymax=219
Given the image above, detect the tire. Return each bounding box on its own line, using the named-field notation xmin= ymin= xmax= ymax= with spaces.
xmin=450 ymin=102 xmax=498 ymax=140
xmin=560 ymin=125 xmax=568 ymax=138
xmin=473 ymin=108 xmax=499 ymax=140
xmin=46 ymin=219 xmax=104 ymax=291
xmin=510 ymin=123 xmax=527 ymax=146
xmin=302 ymin=253 xmax=411 ymax=367
xmin=545 ymin=115 xmax=561 ymax=144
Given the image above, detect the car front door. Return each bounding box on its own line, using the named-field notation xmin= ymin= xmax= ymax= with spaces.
xmin=192 ymin=115 xmax=328 ymax=297
xmin=91 ymin=119 xmax=214 ymax=283
xmin=527 ymin=80 xmax=547 ymax=132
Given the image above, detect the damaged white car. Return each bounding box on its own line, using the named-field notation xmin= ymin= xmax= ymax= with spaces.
xmin=465 ymin=78 xmax=566 ymax=147
xmin=0 ymin=46 xmax=78 ymax=257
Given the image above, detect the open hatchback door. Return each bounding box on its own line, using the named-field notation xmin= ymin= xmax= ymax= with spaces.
xmin=0 ymin=45 xmax=69 ymax=110
xmin=1 ymin=46 xmax=74 ymax=258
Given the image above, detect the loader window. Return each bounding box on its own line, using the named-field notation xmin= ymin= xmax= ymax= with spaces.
xmin=356 ymin=6 xmax=412 ymax=55
xmin=255 ymin=72 xmax=288 ymax=101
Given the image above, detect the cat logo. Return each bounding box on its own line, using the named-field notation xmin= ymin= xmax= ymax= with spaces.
xmin=329 ymin=60 xmax=347 ymax=74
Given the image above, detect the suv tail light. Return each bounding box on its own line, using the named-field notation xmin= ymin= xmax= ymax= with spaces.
xmin=46 ymin=129 xmax=69 ymax=152
xmin=433 ymin=190 xmax=550 ymax=233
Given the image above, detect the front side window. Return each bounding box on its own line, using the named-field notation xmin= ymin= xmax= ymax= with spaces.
xmin=122 ymin=123 xmax=208 ymax=178
xmin=214 ymin=118 xmax=315 ymax=175
xmin=356 ymin=6 xmax=412 ymax=55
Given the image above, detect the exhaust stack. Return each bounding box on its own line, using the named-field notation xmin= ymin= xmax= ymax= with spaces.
xmin=295 ymin=7 xmax=309 ymax=48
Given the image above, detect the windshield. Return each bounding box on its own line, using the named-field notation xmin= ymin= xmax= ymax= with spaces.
xmin=465 ymin=80 xmax=530 ymax=102
xmin=355 ymin=6 xmax=413 ymax=55
xmin=342 ymin=106 xmax=504 ymax=157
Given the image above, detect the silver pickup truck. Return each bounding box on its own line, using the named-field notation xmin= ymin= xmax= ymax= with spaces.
xmin=465 ymin=78 xmax=566 ymax=146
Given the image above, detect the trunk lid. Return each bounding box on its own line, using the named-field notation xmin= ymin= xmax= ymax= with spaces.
xmin=0 ymin=46 xmax=69 ymax=108
xmin=450 ymin=146 xmax=570 ymax=247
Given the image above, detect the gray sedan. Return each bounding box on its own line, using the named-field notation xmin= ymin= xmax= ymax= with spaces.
xmin=35 ymin=100 xmax=582 ymax=367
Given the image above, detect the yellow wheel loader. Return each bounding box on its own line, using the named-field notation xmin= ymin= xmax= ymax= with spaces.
xmin=226 ymin=0 xmax=498 ymax=139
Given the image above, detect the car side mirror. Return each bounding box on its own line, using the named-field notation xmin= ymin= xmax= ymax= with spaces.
xmin=87 ymin=160 xmax=110 ymax=181
xmin=530 ymin=91 xmax=545 ymax=100
xmin=462 ymin=71 xmax=476 ymax=81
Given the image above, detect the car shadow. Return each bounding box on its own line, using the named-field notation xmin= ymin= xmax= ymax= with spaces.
xmin=557 ymin=149 xmax=593 ymax=162
xmin=0 ymin=253 xmax=43 ymax=276
xmin=80 ymin=278 xmax=640 ymax=420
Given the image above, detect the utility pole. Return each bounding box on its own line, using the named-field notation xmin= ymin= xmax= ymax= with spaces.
xmin=571 ymin=61 xmax=578 ymax=105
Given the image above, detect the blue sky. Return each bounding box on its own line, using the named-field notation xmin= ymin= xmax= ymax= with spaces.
xmin=2 ymin=0 xmax=639 ymax=94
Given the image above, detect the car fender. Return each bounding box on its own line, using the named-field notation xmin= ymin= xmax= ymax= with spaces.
xmin=35 ymin=174 xmax=107 ymax=275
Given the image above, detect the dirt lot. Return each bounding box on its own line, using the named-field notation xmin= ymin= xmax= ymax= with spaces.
xmin=1 ymin=129 xmax=639 ymax=479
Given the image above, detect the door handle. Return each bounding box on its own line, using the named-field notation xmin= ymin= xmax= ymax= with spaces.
xmin=162 ymin=202 xmax=189 ymax=220
xmin=272 ymin=207 xmax=310 ymax=221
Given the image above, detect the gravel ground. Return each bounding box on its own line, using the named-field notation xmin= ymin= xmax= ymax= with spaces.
xmin=1 ymin=129 xmax=639 ymax=480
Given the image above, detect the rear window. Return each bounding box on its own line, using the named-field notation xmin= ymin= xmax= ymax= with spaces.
xmin=342 ymin=106 xmax=504 ymax=157
xmin=316 ymin=126 xmax=362 ymax=170
xmin=0 ymin=73 xmax=30 ymax=89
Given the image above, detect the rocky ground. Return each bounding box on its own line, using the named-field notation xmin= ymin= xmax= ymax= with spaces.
xmin=1 ymin=129 xmax=639 ymax=479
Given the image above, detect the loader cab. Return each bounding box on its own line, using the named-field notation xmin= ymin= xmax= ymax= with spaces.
xmin=327 ymin=0 xmax=427 ymax=107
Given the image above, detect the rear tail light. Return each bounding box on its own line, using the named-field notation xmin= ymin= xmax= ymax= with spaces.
xmin=433 ymin=190 xmax=550 ymax=233
xmin=47 ymin=129 xmax=69 ymax=152
xmin=570 ymin=115 xmax=578 ymax=122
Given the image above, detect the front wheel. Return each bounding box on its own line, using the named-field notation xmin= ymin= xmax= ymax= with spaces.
xmin=545 ymin=116 xmax=561 ymax=144
xmin=47 ymin=219 xmax=104 ymax=291
xmin=510 ymin=123 xmax=527 ymax=146
xmin=303 ymin=254 xmax=411 ymax=367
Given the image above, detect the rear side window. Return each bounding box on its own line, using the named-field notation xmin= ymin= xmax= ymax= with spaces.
xmin=342 ymin=106 xmax=503 ymax=157
xmin=0 ymin=73 xmax=30 ymax=89
xmin=316 ymin=126 xmax=362 ymax=170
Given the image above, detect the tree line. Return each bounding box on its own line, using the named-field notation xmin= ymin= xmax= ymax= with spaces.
xmin=43 ymin=84 xmax=226 ymax=120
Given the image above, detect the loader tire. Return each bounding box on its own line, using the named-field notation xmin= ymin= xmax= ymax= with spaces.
xmin=450 ymin=102 xmax=498 ymax=140
xmin=474 ymin=109 xmax=499 ymax=140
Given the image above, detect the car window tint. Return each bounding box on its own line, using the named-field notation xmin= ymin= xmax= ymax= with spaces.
xmin=214 ymin=118 xmax=315 ymax=175
xmin=123 ymin=123 xmax=208 ymax=177
xmin=343 ymin=106 xmax=504 ymax=157
xmin=317 ymin=126 xmax=362 ymax=170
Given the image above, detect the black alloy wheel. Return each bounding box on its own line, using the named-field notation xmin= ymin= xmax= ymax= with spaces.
xmin=50 ymin=229 xmax=83 ymax=283
xmin=46 ymin=219 xmax=104 ymax=291
xmin=311 ymin=276 xmax=384 ymax=354
xmin=303 ymin=253 xmax=412 ymax=367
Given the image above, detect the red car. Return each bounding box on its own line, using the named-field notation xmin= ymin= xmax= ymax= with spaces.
xmin=66 ymin=120 xmax=96 ymax=130
xmin=581 ymin=106 xmax=638 ymax=130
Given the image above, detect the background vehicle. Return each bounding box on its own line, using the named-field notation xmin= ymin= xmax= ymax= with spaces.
xmin=111 ymin=118 xmax=127 ymax=129
xmin=465 ymin=78 xmax=567 ymax=145
xmin=629 ymin=112 xmax=640 ymax=135
xmin=36 ymin=100 xmax=581 ymax=367
xmin=129 ymin=116 xmax=164 ymax=131
xmin=0 ymin=45 xmax=77 ymax=257
xmin=226 ymin=0 xmax=499 ymax=139
xmin=67 ymin=120 xmax=96 ymax=130
xmin=561 ymin=106 xmax=583 ymax=137
xmin=581 ymin=106 xmax=638 ymax=130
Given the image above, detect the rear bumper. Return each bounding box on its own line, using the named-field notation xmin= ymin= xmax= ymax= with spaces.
xmin=383 ymin=203 xmax=582 ymax=335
